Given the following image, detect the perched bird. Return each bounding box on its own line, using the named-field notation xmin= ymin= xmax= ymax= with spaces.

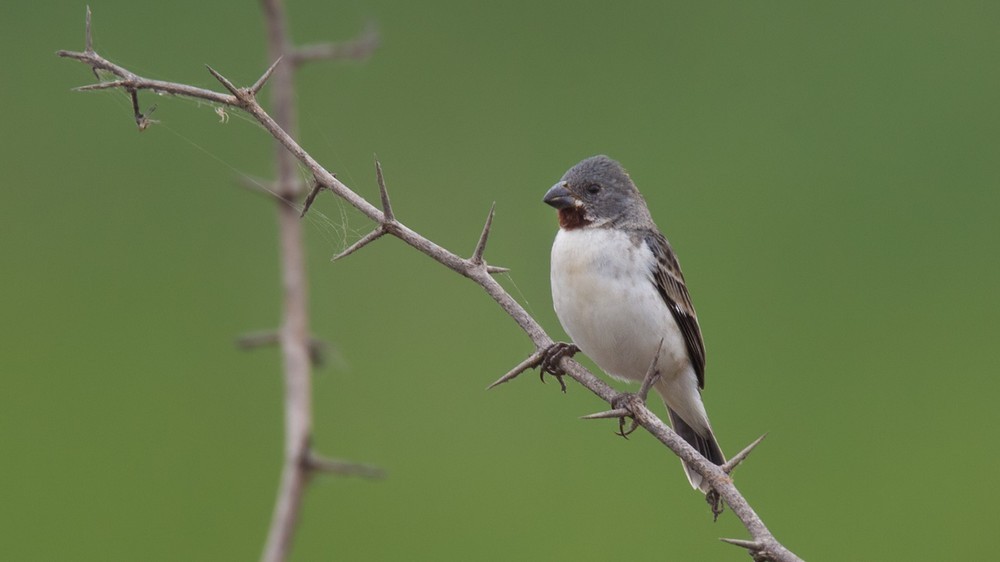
xmin=543 ymin=155 xmax=725 ymax=492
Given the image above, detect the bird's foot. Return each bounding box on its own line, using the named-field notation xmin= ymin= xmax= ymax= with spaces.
xmin=609 ymin=392 xmax=642 ymax=438
xmin=706 ymin=489 xmax=724 ymax=521
xmin=537 ymin=342 xmax=579 ymax=393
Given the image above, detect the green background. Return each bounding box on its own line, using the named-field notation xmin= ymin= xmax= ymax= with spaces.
xmin=3 ymin=1 xmax=998 ymax=560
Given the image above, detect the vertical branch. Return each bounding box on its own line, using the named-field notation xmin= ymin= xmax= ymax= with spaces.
xmin=259 ymin=1 xmax=312 ymax=561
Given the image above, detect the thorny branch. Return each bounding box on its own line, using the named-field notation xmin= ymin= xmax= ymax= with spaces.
xmin=61 ymin=6 xmax=383 ymax=562
xmin=58 ymin=8 xmax=800 ymax=562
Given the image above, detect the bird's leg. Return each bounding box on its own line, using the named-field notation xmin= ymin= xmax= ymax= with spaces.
xmin=610 ymin=356 xmax=662 ymax=439
xmin=537 ymin=342 xmax=579 ymax=392
xmin=609 ymin=392 xmax=641 ymax=438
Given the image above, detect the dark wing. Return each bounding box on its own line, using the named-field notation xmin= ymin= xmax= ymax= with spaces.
xmin=643 ymin=231 xmax=707 ymax=388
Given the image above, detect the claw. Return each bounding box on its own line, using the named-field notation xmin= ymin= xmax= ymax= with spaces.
xmin=615 ymin=415 xmax=639 ymax=439
xmin=608 ymin=392 xmax=641 ymax=439
xmin=539 ymin=370 xmax=568 ymax=393
xmin=537 ymin=342 xmax=578 ymax=392
xmin=707 ymin=489 xmax=725 ymax=520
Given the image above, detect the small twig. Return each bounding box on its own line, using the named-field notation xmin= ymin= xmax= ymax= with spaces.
xmin=299 ymin=180 xmax=325 ymax=217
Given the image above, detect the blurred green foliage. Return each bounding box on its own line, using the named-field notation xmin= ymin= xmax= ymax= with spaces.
xmin=2 ymin=1 xmax=998 ymax=560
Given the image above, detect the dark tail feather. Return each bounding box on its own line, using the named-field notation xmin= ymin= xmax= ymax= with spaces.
xmin=667 ymin=408 xmax=725 ymax=493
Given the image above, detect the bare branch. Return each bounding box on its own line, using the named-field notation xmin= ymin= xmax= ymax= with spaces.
xmin=470 ymin=202 xmax=496 ymax=266
xmin=722 ymin=433 xmax=768 ymax=475
xmin=58 ymin=47 xmax=237 ymax=106
xmin=486 ymin=265 xmax=510 ymax=274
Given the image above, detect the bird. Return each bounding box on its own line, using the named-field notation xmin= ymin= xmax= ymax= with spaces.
xmin=543 ymin=155 xmax=725 ymax=492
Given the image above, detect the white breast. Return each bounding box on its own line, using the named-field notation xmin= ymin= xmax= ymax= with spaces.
xmin=550 ymin=228 xmax=690 ymax=384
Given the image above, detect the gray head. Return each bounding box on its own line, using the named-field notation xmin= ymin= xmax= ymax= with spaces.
xmin=543 ymin=155 xmax=652 ymax=230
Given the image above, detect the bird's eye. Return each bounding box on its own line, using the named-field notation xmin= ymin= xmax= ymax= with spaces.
xmin=585 ymin=183 xmax=601 ymax=194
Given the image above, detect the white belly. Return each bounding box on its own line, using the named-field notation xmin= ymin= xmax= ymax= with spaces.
xmin=550 ymin=228 xmax=689 ymax=384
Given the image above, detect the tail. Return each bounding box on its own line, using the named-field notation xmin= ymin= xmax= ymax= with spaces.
xmin=667 ymin=407 xmax=725 ymax=494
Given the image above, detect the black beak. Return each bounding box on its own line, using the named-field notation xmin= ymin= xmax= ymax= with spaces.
xmin=543 ymin=181 xmax=576 ymax=209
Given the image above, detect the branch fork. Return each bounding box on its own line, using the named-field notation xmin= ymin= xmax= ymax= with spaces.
xmin=328 ymin=159 xmax=397 ymax=261
xmin=205 ymin=57 xmax=281 ymax=108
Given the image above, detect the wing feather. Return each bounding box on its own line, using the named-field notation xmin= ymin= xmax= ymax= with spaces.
xmin=643 ymin=232 xmax=707 ymax=388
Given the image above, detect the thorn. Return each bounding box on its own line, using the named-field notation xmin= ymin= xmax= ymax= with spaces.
xmin=331 ymin=227 xmax=386 ymax=262
xmin=487 ymin=351 xmax=544 ymax=390
xmin=251 ymin=57 xmax=282 ymax=95
xmin=305 ymin=452 xmax=385 ymax=479
xmin=486 ymin=265 xmax=510 ymax=274
xmin=300 ymin=180 xmax=325 ymax=217
xmin=205 ymin=65 xmax=240 ymax=97
xmin=719 ymin=538 xmax=761 ymax=551
xmin=73 ymin=81 xmax=127 ymax=92
xmin=235 ymin=330 xmax=280 ymax=349
xmin=470 ymin=202 xmax=496 ymax=266
xmin=85 ymin=5 xmax=94 ymax=53
xmin=374 ymin=157 xmax=394 ymax=222
xmin=722 ymin=433 xmax=768 ymax=475
xmin=637 ymin=338 xmax=664 ymax=400
xmin=579 ymin=408 xmax=631 ymax=420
